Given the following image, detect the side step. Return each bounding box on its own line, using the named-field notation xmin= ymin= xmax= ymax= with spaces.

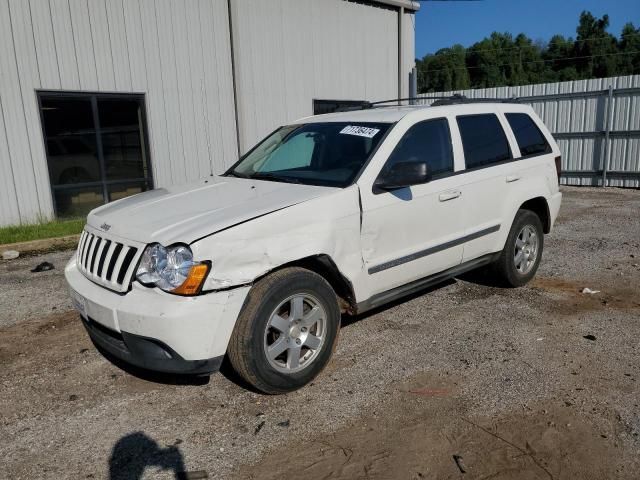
xmin=356 ymin=253 xmax=499 ymax=314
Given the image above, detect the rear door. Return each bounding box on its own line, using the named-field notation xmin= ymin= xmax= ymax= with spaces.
xmin=455 ymin=112 xmax=515 ymax=262
xmin=503 ymin=111 xmax=555 ymax=191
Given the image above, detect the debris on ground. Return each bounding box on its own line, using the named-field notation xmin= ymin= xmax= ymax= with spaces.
xmin=2 ymin=250 xmax=19 ymax=260
xmin=31 ymin=261 xmax=54 ymax=273
xmin=583 ymin=335 xmax=597 ymax=341
xmin=581 ymin=287 xmax=600 ymax=294
xmin=452 ymin=454 xmax=466 ymax=473
xmin=254 ymin=421 xmax=265 ymax=435
xmin=277 ymin=420 xmax=290 ymax=428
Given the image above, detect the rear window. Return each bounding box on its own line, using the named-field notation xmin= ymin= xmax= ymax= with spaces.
xmin=505 ymin=113 xmax=552 ymax=157
xmin=457 ymin=114 xmax=511 ymax=169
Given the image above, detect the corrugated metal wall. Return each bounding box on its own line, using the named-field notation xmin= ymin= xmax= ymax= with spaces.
xmin=0 ymin=0 xmax=415 ymax=226
xmin=419 ymin=75 xmax=640 ymax=188
xmin=0 ymin=0 xmax=237 ymax=225
xmin=230 ymin=0 xmax=401 ymax=152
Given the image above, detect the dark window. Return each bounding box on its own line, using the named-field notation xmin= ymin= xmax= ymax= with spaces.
xmin=505 ymin=113 xmax=552 ymax=157
xmin=39 ymin=93 xmax=152 ymax=218
xmin=313 ymin=99 xmax=368 ymax=115
xmin=457 ymin=114 xmax=511 ymax=169
xmin=381 ymin=118 xmax=453 ymax=178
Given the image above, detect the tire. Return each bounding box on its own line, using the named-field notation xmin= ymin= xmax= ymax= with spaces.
xmin=227 ymin=267 xmax=341 ymax=394
xmin=491 ymin=209 xmax=544 ymax=287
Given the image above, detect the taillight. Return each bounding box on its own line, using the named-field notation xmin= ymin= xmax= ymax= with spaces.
xmin=554 ymin=155 xmax=561 ymax=182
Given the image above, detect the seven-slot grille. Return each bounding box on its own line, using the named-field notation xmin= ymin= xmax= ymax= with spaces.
xmin=76 ymin=230 xmax=142 ymax=293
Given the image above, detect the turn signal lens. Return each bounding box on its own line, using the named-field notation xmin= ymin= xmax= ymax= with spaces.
xmin=172 ymin=263 xmax=210 ymax=296
xmin=554 ymin=155 xmax=562 ymax=181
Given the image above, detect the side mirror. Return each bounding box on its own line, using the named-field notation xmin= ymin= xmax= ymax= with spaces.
xmin=375 ymin=161 xmax=428 ymax=191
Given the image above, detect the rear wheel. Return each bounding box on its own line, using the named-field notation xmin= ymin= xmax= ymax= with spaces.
xmin=227 ymin=267 xmax=340 ymax=394
xmin=491 ymin=209 xmax=544 ymax=287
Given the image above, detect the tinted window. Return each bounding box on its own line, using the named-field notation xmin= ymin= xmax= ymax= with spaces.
xmin=382 ymin=118 xmax=453 ymax=177
xmin=506 ymin=113 xmax=552 ymax=157
xmin=39 ymin=93 xmax=152 ymax=218
xmin=261 ymin=133 xmax=316 ymax=172
xmin=457 ymin=114 xmax=511 ymax=169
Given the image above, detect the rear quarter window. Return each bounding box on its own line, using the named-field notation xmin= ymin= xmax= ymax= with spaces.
xmin=456 ymin=114 xmax=511 ymax=169
xmin=505 ymin=113 xmax=552 ymax=157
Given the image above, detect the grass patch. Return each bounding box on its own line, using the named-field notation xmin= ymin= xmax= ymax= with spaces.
xmin=0 ymin=218 xmax=85 ymax=245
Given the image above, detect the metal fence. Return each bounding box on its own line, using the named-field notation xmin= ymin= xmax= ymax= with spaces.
xmin=418 ymin=75 xmax=640 ymax=188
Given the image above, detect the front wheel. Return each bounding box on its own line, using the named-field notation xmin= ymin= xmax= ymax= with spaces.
xmin=491 ymin=209 xmax=544 ymax=287
xmin=227 ymin=267 xmax=340 ymax=394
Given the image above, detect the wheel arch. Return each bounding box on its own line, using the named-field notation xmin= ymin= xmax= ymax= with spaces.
xmin=255 ymin=254 xmax=357 ymax=315
xmin=518 ymin=196 xmax=551 ymax=234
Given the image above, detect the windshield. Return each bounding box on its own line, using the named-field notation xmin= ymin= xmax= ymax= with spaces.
xmin=226 ymin=122 xmax=392 ymax=187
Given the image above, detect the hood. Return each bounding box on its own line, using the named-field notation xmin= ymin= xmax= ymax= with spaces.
xmin=87 ymin=176 xmax=336 ymax=245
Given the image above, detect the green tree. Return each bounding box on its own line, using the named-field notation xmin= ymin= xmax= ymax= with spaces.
xmin=618 ymin=22 xmax=640 ymax=75
xmin=573 ymin=11 xmax=619 ymax=78
xmin=543 ymin=35 xmax=579 ymax=81
xmin=415 ymin=10 xmax=635 ymax=93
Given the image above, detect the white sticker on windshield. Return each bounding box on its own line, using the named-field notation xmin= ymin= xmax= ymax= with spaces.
xmin=339 ymin=125 xmax=380 ymax=138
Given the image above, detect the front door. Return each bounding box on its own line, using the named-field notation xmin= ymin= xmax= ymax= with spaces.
xmin=359 ymin=118 xmax=466 ymax=297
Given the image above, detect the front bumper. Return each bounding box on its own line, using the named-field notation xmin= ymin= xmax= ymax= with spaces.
xmin=81 ymin=315 xmax=224 ymax=374
xmin=65 ymin=256 xmax=250 ymax=373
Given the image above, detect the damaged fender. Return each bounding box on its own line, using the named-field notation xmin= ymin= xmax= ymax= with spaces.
xmin=191 ymin=185 xmax=368 ymax=301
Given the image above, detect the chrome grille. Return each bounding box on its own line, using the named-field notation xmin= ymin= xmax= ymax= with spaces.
xmin=76 ymin=230 xmax=142 ymax=293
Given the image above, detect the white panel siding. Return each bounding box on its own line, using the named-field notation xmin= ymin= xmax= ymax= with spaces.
xmin=0 ymin=0 xmax=407 ymax=226
xmin=69 ymin=0 xmax=99 ymax=90
xmin=0 ymin=96 xmax=21 ymax=225
xmin=105 ymin=0 xmax=132 ymax=91
xmin=122 ymin=0 xmax=147 ymax=91
xmin=30 ymin=0 xmax=62 ymax=88
xmin=50 ymin=0 xmax=81 ymax=89
xmin=401 ymin=11 xmax=415 ymax=98
xmin=201 ymin=0 xmax=238 ymax=171
xmin=88 ymin=0 xmax=116 ymax=91
xmin=0 ymin=0 xmax=237 ymax=226
xmin=231 ymin=0 xmax=399 ymax=152
xmin=420 ymin=75 xmax=640 ymax=188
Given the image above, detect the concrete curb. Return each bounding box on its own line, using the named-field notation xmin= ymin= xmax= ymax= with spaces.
xmin=0 ymin=234 xmax=80 ymax=257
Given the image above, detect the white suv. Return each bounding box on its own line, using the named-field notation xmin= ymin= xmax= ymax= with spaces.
xmin=66 ymin=99 xmax=562 ymax=393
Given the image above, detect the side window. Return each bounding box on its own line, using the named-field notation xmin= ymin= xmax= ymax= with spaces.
xmin=457 ymin=114 xmax=511 ymax=169
xmin=505 ymin=113 xmax=552 ymax=157
xmin=261 ymin=133 xmax=315 ymax=172
xmin=382 ymin=118 xmax=453 ymax=178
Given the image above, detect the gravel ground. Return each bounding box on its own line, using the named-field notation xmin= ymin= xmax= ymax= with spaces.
xmin=1 ymin=186 xmax=639 ymax=479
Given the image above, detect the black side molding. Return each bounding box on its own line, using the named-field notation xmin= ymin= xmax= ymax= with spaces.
xmin=368 ymin=225 xmax=500 ymax=274
xmin=357 ymin=253 xmax=499 ymax=314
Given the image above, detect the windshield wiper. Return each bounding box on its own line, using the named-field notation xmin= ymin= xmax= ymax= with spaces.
xmin=249 ymin=172 xmax=302 ymax=184
xmin=224 ymin=170 xmax=250 ymax=179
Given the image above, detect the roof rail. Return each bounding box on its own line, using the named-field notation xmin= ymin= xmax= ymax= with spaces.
xmin=430 ymin=94 xmax=520 ymax=106
xmin=333 ymin=94 xmax=521 ymax=112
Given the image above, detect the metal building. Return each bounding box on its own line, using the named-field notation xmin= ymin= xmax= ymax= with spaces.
xmin=0 ymin=0 xmax=418 ymax=226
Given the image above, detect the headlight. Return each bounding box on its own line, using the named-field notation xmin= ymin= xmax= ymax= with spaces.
xmin=136 ymin=244 xmax=210 ymax=296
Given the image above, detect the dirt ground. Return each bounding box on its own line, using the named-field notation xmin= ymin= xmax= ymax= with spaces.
xmin=1 ymin=186 xmax=639 ymax=480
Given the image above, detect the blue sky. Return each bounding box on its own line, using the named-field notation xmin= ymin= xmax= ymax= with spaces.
xmin=414 ymin=0 xmax=640 ymax=58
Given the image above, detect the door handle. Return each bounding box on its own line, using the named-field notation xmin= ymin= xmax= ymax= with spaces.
xmin=506 ymin=175 xmax=521 ymax=183
xmin=438 ymin=190 xmax=461 ymax=202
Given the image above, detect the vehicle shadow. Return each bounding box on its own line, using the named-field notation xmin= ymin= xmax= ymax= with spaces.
xmin=108 ymin=432 xmax=193 ymax=480
xmin=341 ymin=278 xmax=456 ymax=327
xmin=342 ymin=264 xmax=504 ymax=328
